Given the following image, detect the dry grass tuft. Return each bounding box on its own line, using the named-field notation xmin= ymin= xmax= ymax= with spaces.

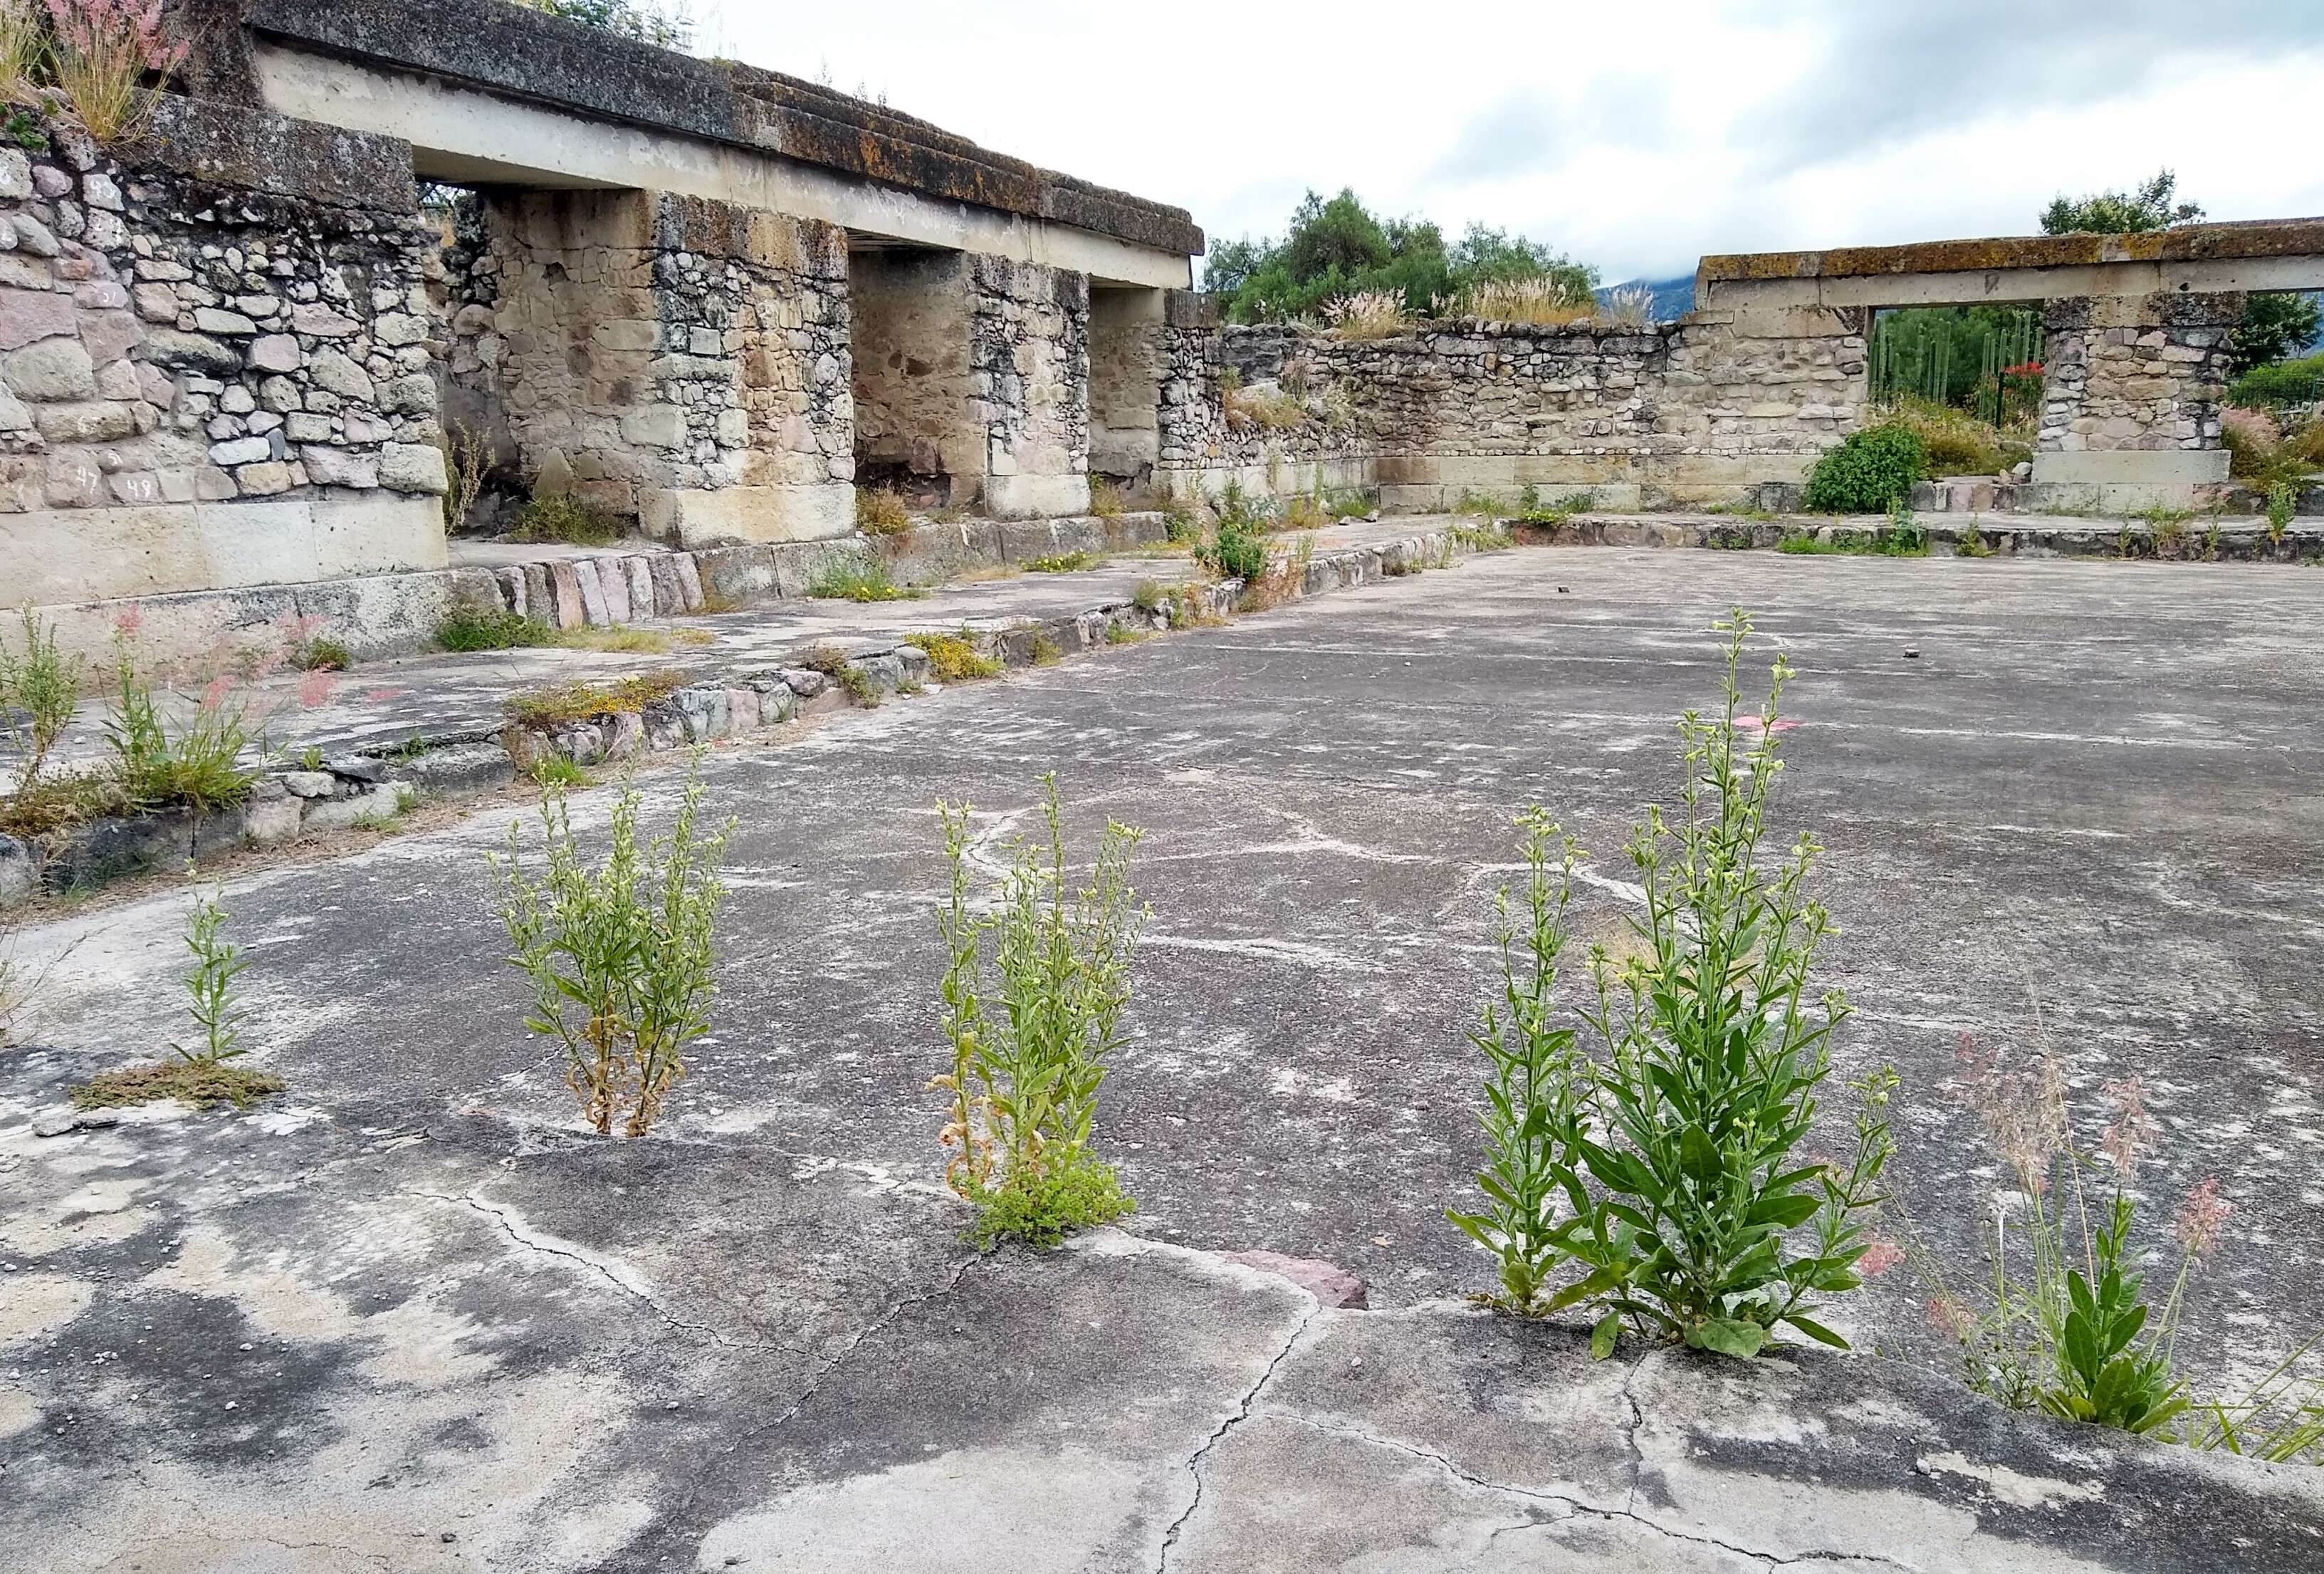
xmin=508 ymin=669 xmax=686 ymax=727
xmin=1322 ymin=290 xmax=1415 ymax=339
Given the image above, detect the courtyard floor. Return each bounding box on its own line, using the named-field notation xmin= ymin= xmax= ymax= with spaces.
xmin=5 ymin=545 xmax=2323 ymax=1570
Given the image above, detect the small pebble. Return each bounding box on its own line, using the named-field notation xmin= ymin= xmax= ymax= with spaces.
xmin=1904 ymin=647 xmax=1920 ymax=659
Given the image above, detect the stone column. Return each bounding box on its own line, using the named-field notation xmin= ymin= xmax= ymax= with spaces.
xmin=969 ymin=255 xmax=1091 ymax=518
xmin=2032 ymin=291 xmax=2240 ymax=511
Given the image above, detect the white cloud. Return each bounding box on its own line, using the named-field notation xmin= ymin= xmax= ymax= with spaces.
xmin=693 ymin=0 xmax=2324 ymax=284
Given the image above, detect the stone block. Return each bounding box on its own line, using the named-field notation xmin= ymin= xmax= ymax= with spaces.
xmin=301 ymin=783 xmax=409 ymax=833
xmin=5 ymin=335 xmax=95 ymax=400
xmin=43 ymin=811 xmax=194 ymax=892
xmin=379 ymin=442 xmax=448 ymax=494
xmin=243 ymin=779 xmax=303 ymax=846
xmin=0 ymin=833 xmax=33 ymax=907
xmin=0 ymin=286 xmax=75 ymax=350
xmin=402 ymin=742 xmax=516 ymax=796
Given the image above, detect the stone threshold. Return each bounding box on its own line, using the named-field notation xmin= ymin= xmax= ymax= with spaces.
xmin=0 ymin=522 xmax=1492 ymax=910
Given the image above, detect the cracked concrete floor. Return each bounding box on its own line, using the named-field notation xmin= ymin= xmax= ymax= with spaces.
xmin=6 ymin=546 xmax=2324 ymax=1569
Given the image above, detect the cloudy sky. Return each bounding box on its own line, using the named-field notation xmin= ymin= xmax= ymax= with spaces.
xmin=698 ymin=0 xmax=2324 ymax=285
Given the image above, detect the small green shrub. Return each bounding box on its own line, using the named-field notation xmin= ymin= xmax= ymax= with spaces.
xmin=906 ymin=630 xmax=1001 ymax=682
xmin=1803 ymin=424 xmax=1926 ymax=514
xmin=507 ymin=669 xmax=684 ymax=727
xmin=1196 ymin=516 xmax=1269 ymax=583
xmin=1087 ymin=475 xmax=1124 ymax=519
xmin=0 ymin=605 xmax=83 ymax=788
xmin=1104 ymin=622 xmax=1146 ymax=646
xmin=800 ymin=643 xmax=850 ymax=677
xmin=491 ymin=756 xmax=732 ymax=1137
xmin=513 ymin=494 xmax=624 ymax=546
xmin=806 ymin=557 xmax=921 ymax=602
xmin=290 ymin=635 xmax=351 ymax=672
xmin=1027 ymin=551 xmax=1098 ymax=573
xmin=935 ymin=775 xmax=1143 ymax=1247
xmin=857 ymin=486 xmax=912 ymax=536
xmin=73 ymin=887 xmax=283 ymax=1112
xmin=1450 ymin=613 xmax=1895 ymax=1359
xmin=438 ymin=603 xmax=555 ymax=652
xmin=1026 ymin=629 xmax=1063 ymax=665
xmin=1130 ymin=580 xmax=1168 ymax=615
xmin=531 ymin=755 xmax=590 ymax=789
xmin=105 ymin=651 xmax=256 ymax=813
xmin=1161 ymin=501 xmax=1198 ymax=543
xmin=2266 ymin=483 xmax=2297 ymax=542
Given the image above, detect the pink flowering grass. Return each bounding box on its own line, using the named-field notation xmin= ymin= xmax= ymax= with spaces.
xmin=43 ymin=0 xmax=185 ymax=145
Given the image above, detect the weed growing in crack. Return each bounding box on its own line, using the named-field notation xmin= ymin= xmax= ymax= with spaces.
xmin=933 ymin=773 xmax=1144 ymax=1248
xmin=491 ymin=754 xmax=733 ymax=1137
xmin=0 ymin=605 xmax=83 ymax=789
xmin=1450 ymin=611 xmax=1896 ymax=1359
xmin=73 ymin=885 xmax=285 ymax=1110
xmin=1899 ymin=1021 xmax=2324 ymax=1459
xmin=906 ymin=631 xmax=1002 ymax=683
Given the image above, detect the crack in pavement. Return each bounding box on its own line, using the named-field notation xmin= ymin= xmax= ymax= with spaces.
xmin=1270 ymin=1409 xmax=1916 ymax=1573
xmin=404 ymin=1188 xmax=811 ymax=1357
xmin=1153 ymin=1300 xmax=1323 ymax=1572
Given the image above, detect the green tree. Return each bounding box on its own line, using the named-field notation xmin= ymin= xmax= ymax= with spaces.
xmin=2228 ymin=293 xmax=2323 ymax=378
xmin=2039 ymin=170 xmax=2204 ymax=236
xmin=1209 ymin=190 xmax=1595 ymax=323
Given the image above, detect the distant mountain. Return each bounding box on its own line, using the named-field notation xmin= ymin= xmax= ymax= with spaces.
xmin=1597 ymin=274 xmax=1695 ymax=323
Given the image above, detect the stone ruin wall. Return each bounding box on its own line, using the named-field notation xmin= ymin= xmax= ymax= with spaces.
xmin=2038 ymin=291 xmax=2238 ymax=456
xmin=0 ymin=99 xmax=448 ymax=610
xmin=437 ymin=189 xmax=855 ymax=549
xmin=1151 ymin=301 xmax=1868 ymax=509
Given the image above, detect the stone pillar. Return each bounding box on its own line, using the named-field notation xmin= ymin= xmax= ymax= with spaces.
xmin=968 ymin=256 xmax=1090 ymax=518
xmin=440 ymin=189 xmax=854 ymax=549
xmin=2031 ymin=291 xmax=2239 ymax=510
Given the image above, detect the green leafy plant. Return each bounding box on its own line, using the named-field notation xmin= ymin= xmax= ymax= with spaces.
xmin=1087 ymin=475 xmax=1124 ymax=519
xmin=438 ymin=603 xmax=555 ymax=652
xmin=806 ymin=556 xmax=921 ymax=602
xmin=172 ymin=887 xmax=248 ymax=1065
xmin=1161 ymin=501 xmax=1198 ymax=544
xmin=0 ymin=605 xmax=83 ymax=788
xmin=491 ymin=756 xmax=732 ymax=1137
xmin=2266 ymin=482 xmax=2296 ymax=543
xmin=1446 ymin=809 xmax=1586 ymax=1313
xmin=1026 ymin=551 xmax=1098 ymax=573
xmin=1130 ymin=580 xmax=1168 ymax=615
xmin=1803 ymin=424 xmax=1926 ymax=514
xmin=933 ymin=775 xmax=1144 ymax=1247
xmin=71 ymin=885 xmax=283 ymax=1110
xmin=1451 ymin=613 xmax=1895 ymax=1359
xmin=1956 ymin=516 xmax=1994 ymax=558
xmin=531 ymin=754 xmax=589 ymax=789
xmin=1196 ymin=514 xmax=1269 ymax=583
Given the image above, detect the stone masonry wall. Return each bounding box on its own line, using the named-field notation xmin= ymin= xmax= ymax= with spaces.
xmin=2038 ymin=291 xmax=2239 ymax=455
xmin=968 ymin=255 xmax=1090 ymax=516
xmin=0 ymin=105 xmax=445 ymax=556
xmin=1153 ymin=304 xmax=1866 ymax=508
xmin=439 ymin=189 xmax=853 ymax=547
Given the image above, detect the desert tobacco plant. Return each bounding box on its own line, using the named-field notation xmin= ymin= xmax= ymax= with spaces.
xmin=492 ymin=755 xmax=732 ymax=1137
xmin=1450 ymin=611 xmax=1895 ymax=1359
xmin=1446 ymin=809 xmax=1586 ymax=1313
xmin=933 ymin=774 xmax=1144 ymax=1247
